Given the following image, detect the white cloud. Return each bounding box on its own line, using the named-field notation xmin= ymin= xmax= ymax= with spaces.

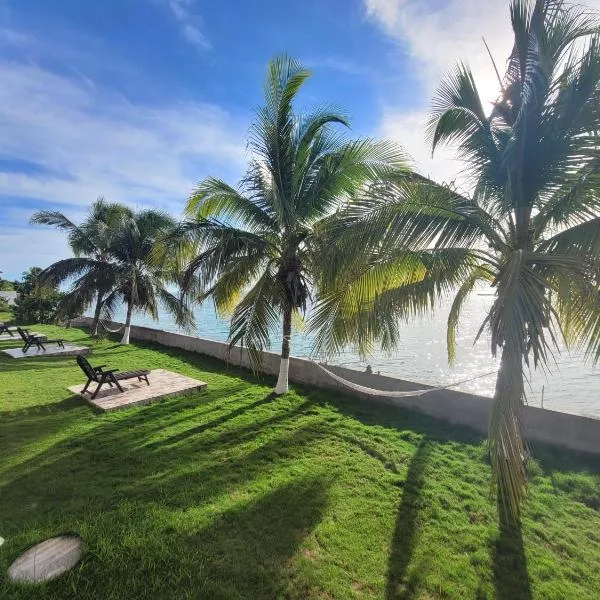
xmin=365 ymin=0 xmax=513 ymax=102
xmin=0 ymin=55 xmax=246 ymax=276
xmin=380 ymin=109 xmax=466 ymax=188
xmin=0 ymin=226 xmax=71 ymax=278
xmin=0 ymin=60 xmax=246 ymax=211
xmin=365 ymin=0 xmax=600 ymax=183
xmin=364 ymin=0 xmax=512 ymax=183
xmin=162 ymin=0 xmax=211 ymax=50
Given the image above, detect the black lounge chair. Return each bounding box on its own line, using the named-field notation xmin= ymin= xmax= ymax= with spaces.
xmin=17 ymin=327 xmax=64 ymax=353
xmin=0 ymin=322 xmax=15 ymax=336
xmin=76 ymin=355 xmax=150 ymax=399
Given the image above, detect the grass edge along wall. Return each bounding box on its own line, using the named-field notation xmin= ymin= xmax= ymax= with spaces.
xmin=71 ymin=317 xmax=600 ymax=456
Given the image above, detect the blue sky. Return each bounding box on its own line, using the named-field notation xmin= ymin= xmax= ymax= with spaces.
xmin=0 ymin=0 xmax=532 ymax=278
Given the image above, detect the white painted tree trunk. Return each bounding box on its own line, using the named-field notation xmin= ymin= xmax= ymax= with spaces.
xmin=120 ymin=302 xmax=133 ymax=345
xmin=120 ymin=326 xmax=131 ymax=345
xmin=275 ymin=357 xmax=289 ymax=395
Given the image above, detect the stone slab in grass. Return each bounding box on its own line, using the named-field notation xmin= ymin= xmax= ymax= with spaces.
xmin=2 ymin=345 xmax=90 ymax=359
xmin=7 ymin=536 xmax=83 ymax=583
xmin=0 ymin=332 xmax=47 ymax=342
xmin=68 ymin=368 xmax=207 ymax=412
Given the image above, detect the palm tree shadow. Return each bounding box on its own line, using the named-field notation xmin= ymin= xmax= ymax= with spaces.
xmin=492 ymin=503 xmax=532 ymax=600
xmin=185 ymin=475 xmax=330 ymax=598
xmin=144 ymin=392 xmax=278 ymax=449
xmin=385 ymin=441 xmax=431 ymax=600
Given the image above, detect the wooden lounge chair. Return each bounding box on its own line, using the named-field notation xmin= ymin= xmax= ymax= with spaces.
xmin=0 ymin=322 xmax=15 ymax=336
xmin=17 ymin=327 xmax=64 ymax=353
xmin=76 ymin=355 xmax=150 ymax=399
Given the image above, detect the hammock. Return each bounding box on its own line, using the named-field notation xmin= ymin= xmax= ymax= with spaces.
xmin=314 ymin=362 xmax=496 ymax=398
xmin=99 ymin=319 xmax=124 ymax=334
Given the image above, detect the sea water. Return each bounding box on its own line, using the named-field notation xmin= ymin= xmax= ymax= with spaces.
xmin=104 ymin=291 xmax=599 ymax=418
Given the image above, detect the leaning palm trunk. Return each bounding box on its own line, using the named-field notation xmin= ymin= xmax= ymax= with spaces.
xmin=489 ymin=342 xmax=527 ymax=521
xmin=275 ymin=305 xmax=293 ymax=395
xmin=120 ymin=302 xmax=133 ymax=345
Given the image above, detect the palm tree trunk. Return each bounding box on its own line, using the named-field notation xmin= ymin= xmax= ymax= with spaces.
xmin=91 ymin=294 xmax=103 ymax=337
xmin=489 ymin=343 xmax=527 ymax=524
xmin=120 ymin=301 xmax=133 ymax=345
xmin=275 ymin=305 xmax=292 ymax=395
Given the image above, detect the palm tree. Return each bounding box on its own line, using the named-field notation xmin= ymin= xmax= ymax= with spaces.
xmin=108 ymin=209 xmax=194 ymax=345
xmin=31 ymin=199 xmax=131 ymax=336
xmin=161 ymin=55 xmax=406 ymax=394
xmin=318 ymin=0 xmax=600 ymax=520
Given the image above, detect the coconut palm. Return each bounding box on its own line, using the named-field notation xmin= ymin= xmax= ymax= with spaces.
xmin=161 ymin=55 xmax=406 ymax=394
xmin=31 ymin=199 xmax=131 ymax=336
xmin=106 ymin=209 xmax=194 ymax=345
xmin=317 ymin=0 xmax=600 ymax=520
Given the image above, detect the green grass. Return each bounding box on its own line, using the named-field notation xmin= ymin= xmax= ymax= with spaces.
xmin=0 ymin=322 xmax=599 ymax=599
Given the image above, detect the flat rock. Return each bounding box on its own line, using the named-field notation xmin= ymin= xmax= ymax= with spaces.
xmin=7 ymin=536 xmax=83 ymax=583
xmin=2 ymin=345 xmax=90 ymax=359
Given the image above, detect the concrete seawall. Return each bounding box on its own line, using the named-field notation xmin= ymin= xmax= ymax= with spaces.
xmin=73 ymin=317 xmax=600 ymax=455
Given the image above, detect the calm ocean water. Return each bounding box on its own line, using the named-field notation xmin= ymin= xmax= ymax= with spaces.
xmin=106 ymin=290 xmax=599 ymax=418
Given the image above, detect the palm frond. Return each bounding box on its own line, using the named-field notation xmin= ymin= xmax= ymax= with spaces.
xmin=328 ymin=176 xmax=504 ymax=258
xmin=310 ymin=248 xmax=477 ymax=359
xmin=297 ymin=138 xmax=408 ymax=223
xmin=186 ymin=177 xmax=277 ymax=232
xmin=447 ymin=266 xmax=494 ymax=365
xmin=539 ymin=216 xmax=600 ymax=256
xmin=249 ymin=55 xmax=311 ymax=228
xmin=205 ymin=254 xmax=269 ymax=317
xmin=37 ymin=257 xmax=107 ymax=287
xmin=155 ymin=286 xmax=196 ymax=330
xmin=30 ymin=210 xmax=77 ymax=231
xmin=228 ymin=264 xmax=282 ymax=370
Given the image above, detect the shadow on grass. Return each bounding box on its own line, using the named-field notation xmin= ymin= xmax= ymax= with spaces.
xmin=0 ymin=390 xmax=324 ymax=513
xmin=3 ymin=395 xmax=87 ymax=416
xmin=0 ymin=377 xmax=255 ymax=487
xmin=385 ymin=441 xmax=432 ymax=600
xmin=492 ymin=504 xmax=532 ymax=600
xmin=0 ymin=404 xmax=330 ymax=598
xmin=182 ymin=475 xmax=331 ymax=599
xmin=144 ymin=392 xmax=278 ymax=448
xmin=0 ymin=355 xmax=82 ymax=373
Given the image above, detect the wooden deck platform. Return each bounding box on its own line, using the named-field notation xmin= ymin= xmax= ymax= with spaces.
xmin=68 ymin=368 xmax=207 ymax=412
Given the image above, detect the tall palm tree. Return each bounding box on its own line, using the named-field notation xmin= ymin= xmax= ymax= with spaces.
xmin=107 ymin=209 xmax=194 ymax=344
xmin=31 ymin=199 xmax=131 ymax=336
xmin=317 ymin=0 xmax=600 ymax=520
xmin=161 ymin=55 xmax=406 ymax=394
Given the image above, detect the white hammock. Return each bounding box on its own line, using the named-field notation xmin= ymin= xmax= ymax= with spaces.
xmin=99 ymin=319 xmax=124 ymax=334
xmin=315 ymin=362 xmax=495 ymax=398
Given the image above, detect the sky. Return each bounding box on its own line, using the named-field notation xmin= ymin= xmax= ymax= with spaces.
xmin=1 ymin=0 xmax=597 ymax=278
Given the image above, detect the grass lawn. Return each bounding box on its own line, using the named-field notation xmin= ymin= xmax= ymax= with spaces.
xmin=1 ymin=319 xmax=599 ymax=599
